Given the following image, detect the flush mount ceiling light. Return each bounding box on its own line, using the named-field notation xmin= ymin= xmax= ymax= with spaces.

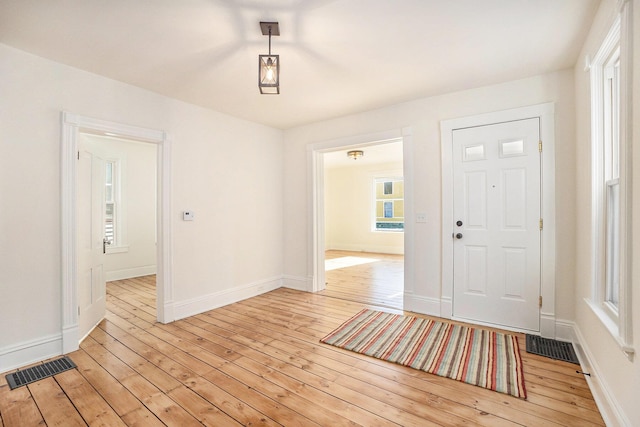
xmin=347 ymin=150 xmax=364 ymax=160
xmin=259 ymin=22 xmax=280 ymax=94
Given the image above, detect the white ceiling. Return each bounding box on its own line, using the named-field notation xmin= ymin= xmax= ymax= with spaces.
xmin=0 ymin=0 xmax=600 ymax=129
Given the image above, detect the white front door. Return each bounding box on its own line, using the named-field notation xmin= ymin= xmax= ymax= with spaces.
xmin=452 ymin=118 xmax=541 ymax=332
xmin=77 ymin=143 xmax=107 ymax=340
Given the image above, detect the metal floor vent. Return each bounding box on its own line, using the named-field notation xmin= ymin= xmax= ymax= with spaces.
xmin=5 ymin=356 xmax=77 ymax=390
xmin=526 ymin=335 xmax=579 ymax=365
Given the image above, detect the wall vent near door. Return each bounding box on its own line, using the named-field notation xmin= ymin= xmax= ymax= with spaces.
xmin=5 ymin=356 xmax=77 ymax=390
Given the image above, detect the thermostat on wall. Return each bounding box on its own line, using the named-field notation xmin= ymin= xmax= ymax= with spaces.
xmin=183 ymin=211 xmax=195 ymax=221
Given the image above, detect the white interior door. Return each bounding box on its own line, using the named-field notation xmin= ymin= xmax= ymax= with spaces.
xmin=77 ymin=143 xmax=107 ymax=340
xmin=452 ymin=118 xmax=541 ymax=332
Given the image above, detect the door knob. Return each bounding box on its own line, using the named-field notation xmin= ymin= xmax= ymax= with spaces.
xmin=455 ymin=233 xmax=463 ymax=239
xmin=103 ymin=237 xmax=111 ymax=254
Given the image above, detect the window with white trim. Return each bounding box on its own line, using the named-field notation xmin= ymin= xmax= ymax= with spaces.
xmin=105 ymin=160 xmax=118 ymax=246
xmin=373 ymin=178 xmax=404 ymax=231
xmin=588 ymin=3 xmax=634 ymax=358
xmin=603 ymin=45 xmax=620 ymax=313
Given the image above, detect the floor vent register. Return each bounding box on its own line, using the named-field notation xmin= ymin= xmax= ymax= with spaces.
xmin=5 ymin=356 xmax=77 ymax=390
xmin=526 ymin=335 xmax=579 ymax=365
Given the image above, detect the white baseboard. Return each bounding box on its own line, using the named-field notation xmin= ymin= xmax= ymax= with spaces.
xmin=564 ymin=322 xmax=631 ymax=426
xmin=172 ymin=276 xmax=283 ymax=321
xmin=540 ymin=312 xmax=557 ymax=338
xmin=282 ymin=275 xmax=313 ymax=292
xmin=159 ymin=301 xmax=175 ymax=324
xmin=553 ymin=318 xmax=577 ymax=342
xmin=105 ymin=265 xmax=157 ymax=282
xmin=61 ymin=324 xmax=79 ymax=354
xmin=404 ymin=293 xmax=441 ymax=316
xmin=439 ymin=296 xmax=452 ymax=319
xmin=0 ymin=333 xmax=62 ymax=374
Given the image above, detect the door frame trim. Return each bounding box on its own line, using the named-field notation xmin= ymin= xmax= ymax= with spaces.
xmin=440 ymin=103 xmax=556 ymax=337
xmin=308 ymin=128 xmax=413 ymax=304
xmin=61 ymin=112 xmax=173 ymax=353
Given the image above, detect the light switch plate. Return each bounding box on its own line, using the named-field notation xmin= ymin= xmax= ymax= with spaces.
xmin=416 ymin=213 xmax=427 ymax=223
xmin=183 ymin=211 xmax=195 ymax=221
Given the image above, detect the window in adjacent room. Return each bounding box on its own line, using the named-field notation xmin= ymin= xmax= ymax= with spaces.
xmin=373 ymin=178 xmax=404 ymax=231
xmin=104 ymin=160 xmax=118 ymax=246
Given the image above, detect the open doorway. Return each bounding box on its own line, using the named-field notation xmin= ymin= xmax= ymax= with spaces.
xmin=61 ymin=112 xmax=172 ymax=354
xmin=319 ymin=141 xmax=404 ymax=310
xmin=77 ymin=133 xmax=158 ymax=338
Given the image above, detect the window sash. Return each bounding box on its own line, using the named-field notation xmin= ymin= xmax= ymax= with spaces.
xmin=374 ymin=177 xmax=404 ymax=231
xmin=105 ymin=160 xmax=117 ymax=245
xmin=605 ymin=179 xmax=619 ymax=310
xmin=383 ymin=181 xmax=393 ymax=195
xmin=383 ymin=201 xmax=393 ymax=218
xmin=603 ymin=48 xmax=620 ymax=182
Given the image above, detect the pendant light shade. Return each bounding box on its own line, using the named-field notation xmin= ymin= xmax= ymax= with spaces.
xmin=259 ymin=54 xmax=279 ymax=94
xmin=259 ymin=22 xmax=280 ymax=94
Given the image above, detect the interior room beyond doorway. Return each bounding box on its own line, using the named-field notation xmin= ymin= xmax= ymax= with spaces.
xmin=321 ymin=250 xmax=404 ymax=310
xmin=322 ymin=141 xmax=405 ymax=310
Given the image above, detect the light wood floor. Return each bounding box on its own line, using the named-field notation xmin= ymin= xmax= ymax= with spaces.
xmin=321 ymin=250 xmax=404 ymax=310
xmin=0 ymin=275 xmax=605 ymax=426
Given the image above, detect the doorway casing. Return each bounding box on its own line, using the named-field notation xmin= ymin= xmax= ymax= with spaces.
xmin=61 ymin=112 xmax=173 ymax=353
xmin=309 ymin=128 xmax=414 ymax=306
xmin=440 ymin=103 xmax=556 ymax=337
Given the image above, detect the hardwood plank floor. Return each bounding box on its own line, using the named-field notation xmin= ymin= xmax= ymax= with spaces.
xmin=321 ymin=250 xmax=404 ymax=310
xmin=0 ymin=275 xmax=605 ymax=426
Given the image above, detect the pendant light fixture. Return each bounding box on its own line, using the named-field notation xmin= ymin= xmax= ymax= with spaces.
xmin=259 ymin=22 xmax=280 ymax=94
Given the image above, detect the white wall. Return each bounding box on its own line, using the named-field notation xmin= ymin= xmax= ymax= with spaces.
xmin=284 ymin=69 xmax=576 ymax=319
xmin=0 ymin=7 xmax=636 ymax=423
xmin=79 ymin=134 xmax=158 ymax=281
xmin=0 ymin=43 xmax=283 ymax=371
xmin=573 ymin=0 xmax=640 ymax=425
xmin=325 ymin=161 xmax=404 ymax=254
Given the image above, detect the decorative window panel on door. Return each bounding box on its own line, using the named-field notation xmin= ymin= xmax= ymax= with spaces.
xmin=500 ymin=139 xmax=525 ymax=157
xmin=463 ymin=143 xmax=486 ymax=161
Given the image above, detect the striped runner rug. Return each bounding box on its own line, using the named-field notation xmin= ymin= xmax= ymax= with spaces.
xmin=320 ymin=309 xmax=526 ymax=398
